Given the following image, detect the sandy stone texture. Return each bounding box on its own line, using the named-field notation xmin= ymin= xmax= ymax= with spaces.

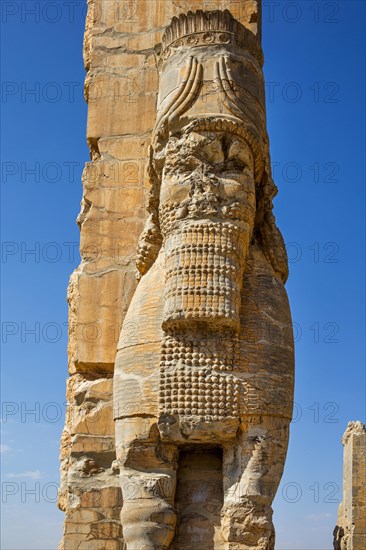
xmin=334 ymin=422 xmax=366 ymax=550
xmin=58 ymin=2 xmax=293 ymax=549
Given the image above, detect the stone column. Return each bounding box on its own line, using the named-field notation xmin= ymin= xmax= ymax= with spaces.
xmin=58 ymin=2 xmax=268 ymax=550
xmin=113 ymin=5 xmax=293 ymax=550
xmin=334 ymin=421 xmax=366 ymax=550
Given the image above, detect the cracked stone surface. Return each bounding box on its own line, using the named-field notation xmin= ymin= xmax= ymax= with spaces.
xmin=59 ymin=3 xmax=294 ymax=549
xmin=334 ymin=422 xmax=366 ymax=550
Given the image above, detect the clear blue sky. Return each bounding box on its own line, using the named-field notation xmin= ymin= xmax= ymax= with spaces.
xmin=1 ymin=1 xmax=365 ymax=549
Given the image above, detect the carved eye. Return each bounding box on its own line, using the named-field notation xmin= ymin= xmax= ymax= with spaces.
xmin=197 ymin=138 xmax=225 ymax=165
xmin=227 ymin=137 xmax=253 ymax=172
xmin=211 ymin=157 xmax=247 ymax=176
xmin=222 ymin=158 xmax=248 ymax=173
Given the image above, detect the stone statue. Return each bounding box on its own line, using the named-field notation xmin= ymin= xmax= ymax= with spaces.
xmin=113 ymin=10 xmax=294 ymax=550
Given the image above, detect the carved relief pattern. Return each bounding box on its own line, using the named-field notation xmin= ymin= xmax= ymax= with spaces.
xmin=159 ymin=330 xmax=240 ymax=421
xmin=158 ymin=330 xmax=293 ymax=421
xmin=113 ymin=8 xmax=294 ymax=550
xmin=158 ymin=10 xmax=264 ymax=68
xmin=153 ymin=56 xmax=203 ymax=137
xmin=163 ymin=223 xmax=247 ymax=328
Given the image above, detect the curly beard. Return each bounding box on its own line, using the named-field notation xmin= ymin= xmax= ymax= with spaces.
xmin=162 ymin=219 xmax=249 ymax=331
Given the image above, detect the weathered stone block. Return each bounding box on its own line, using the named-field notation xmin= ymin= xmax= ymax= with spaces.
xmin=334 ymin=421 xmax=366 ymax=550
xmin=60 ymin=3 xmax=284 ymax=550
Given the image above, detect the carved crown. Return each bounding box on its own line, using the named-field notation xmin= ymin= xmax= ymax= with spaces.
xmin=158 ymin=10 xmax=263 ymax=67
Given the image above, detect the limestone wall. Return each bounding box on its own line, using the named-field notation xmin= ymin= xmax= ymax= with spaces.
xmin=334 ymin=421 xmax=366 ymax=550
xmin=59 ymin=1 xmax=261 ymax=548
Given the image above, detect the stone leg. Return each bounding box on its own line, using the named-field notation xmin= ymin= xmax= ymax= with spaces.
xmin=221 ymin=416 xmax=290 ymax=550
xmin=115 ymin=418 xmax=178 ymax=550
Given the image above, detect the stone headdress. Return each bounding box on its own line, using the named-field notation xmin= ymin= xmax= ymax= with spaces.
xmin=137 ymin=10 xmax=289 ymax=283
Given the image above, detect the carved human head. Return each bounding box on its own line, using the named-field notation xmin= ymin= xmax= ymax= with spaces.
xmin=136 ymin=11 xmax=288 ymax=284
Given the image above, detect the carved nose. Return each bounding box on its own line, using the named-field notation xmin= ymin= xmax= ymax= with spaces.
xmin=204 ymin=180 xmax=222 ymax=200
xmin=200 ymin=173 xmax=220 ymax=188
